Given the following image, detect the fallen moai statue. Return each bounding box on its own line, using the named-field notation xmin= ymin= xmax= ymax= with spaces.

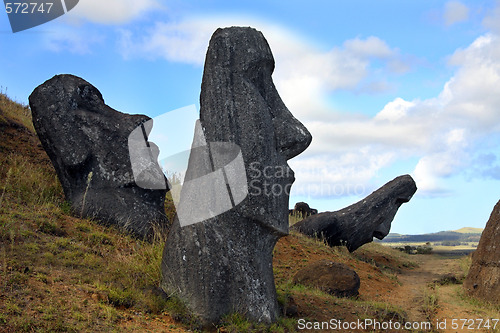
xmin=292 ymin=175 xmax=417 ymax=252
xmin=29 ymin=74 xmax=169 ymax=238
xmin=160 ymin=27 xmax=312 ymax=325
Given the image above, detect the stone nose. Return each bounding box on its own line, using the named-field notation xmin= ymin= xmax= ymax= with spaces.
xmin=273 ymin=115 xmax=312 ymax=161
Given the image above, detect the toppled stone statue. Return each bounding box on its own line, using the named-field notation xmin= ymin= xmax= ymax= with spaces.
xmin=292 ymin=175 xmax=417 ymax=252
xmin=161 ymin=27 xmax=312 ymax=325
xmin=463 ymin=200 xmax=500 ymax=304
xmin=293 ymin=260 xmax=360 ymax=298
xmin=290 ymin=201 xmax=318 ymax=218
xmin=29 ymin=74 xmax=169 ymax=238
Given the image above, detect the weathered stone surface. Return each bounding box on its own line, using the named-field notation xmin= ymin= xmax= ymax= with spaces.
xmin=463 ymin=200 xmax=500 ymax=304
xmin=161 ymin=27 xmax=312 ymax=325
xmin=292 ymin=175 xmax=417 ymax=252
xmin=293 ymin=260 xmax=360 ymax=298
xmin=291 ymin=201 xmax=317 ymax=218
xmin=29 ymin=74 xmax=168 ymax=238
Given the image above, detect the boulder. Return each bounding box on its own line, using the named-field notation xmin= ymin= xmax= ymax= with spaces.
xmin=29 ymin=74 xmax=169 ymax=238
xmin=293 ymin=260 xmax=360 ymax=298
xmin=292 ymin=175 xmax=417 ymax=252
xmin=160 ymin=27 xmax=312 ymax=325
xmin=463 ymin=200 xmax=500 ymax=304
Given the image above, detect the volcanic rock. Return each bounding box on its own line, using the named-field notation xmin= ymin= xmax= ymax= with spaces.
xmin=463 ymin=200 xmax=500 ymax=304
xmin=291 ymin=201 xmax=317 ymax=218
xmin=160 ymin=27 xmax=312 ymax=325
xmin=292 ymin=175 xmax=417 ymax=252
xmin=29 ymin=74 xmax=168 ymax=238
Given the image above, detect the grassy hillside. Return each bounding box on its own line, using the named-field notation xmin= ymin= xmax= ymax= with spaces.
xmin=2 ymin=90 xmax=497 ymax=332
xmin=453 ymin=227 xmax=483 ymax=234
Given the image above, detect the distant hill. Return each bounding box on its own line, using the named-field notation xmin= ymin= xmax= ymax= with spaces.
xmin=379 ymin=227 xmax=483 ymax=243
xmin=453 ymin=227 xmax=483 ymax=234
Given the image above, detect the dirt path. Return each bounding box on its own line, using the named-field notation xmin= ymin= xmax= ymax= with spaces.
xmin=381 ymin=255 xmax=444 ymax=324
xmin=378 ymin=254 xmax=499 ymax=332
xmin=377 ymin=255 xmax=449 ymax=328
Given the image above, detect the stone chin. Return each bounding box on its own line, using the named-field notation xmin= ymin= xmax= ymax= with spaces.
xmin=241 ymin=163 xmax=296 ymax=236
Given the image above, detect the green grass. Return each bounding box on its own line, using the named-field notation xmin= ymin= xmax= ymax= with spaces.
xmin=1 ymin=202 xmax=174 ymax=331
xmin=217 ymin=312 xmax=298 ymax=333
xmin=0 ymin=88 xmax=34 ymax=131
xmin=457 ymin=286 xmax=500 ymax=315
xmin=422 ymin=286 xmax=439 ymax=321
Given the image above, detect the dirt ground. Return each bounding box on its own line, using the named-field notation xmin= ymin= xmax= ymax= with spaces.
xmin=376 ymin=253 xmax=499 ymax=332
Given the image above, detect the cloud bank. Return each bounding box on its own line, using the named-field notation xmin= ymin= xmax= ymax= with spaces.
xmin=293 ymin=32 xmax=500 ymax=197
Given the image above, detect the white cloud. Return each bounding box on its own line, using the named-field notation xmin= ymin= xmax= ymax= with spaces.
xmin=119 ymin=19 xmax=214 ymax=64
xmin=289 ymin=151 xmax=395 ymax=199
xmin=70 ymin=0 xmax=161 ymax=24
xmin=482 ymin=0 xmax=500 ymax=33
xmin=375 ymin=98 xmax=415 ymax=122
xmin=293 ymin=29 xmax=500 ymax=197
xmin=412 ymin=128 xmax=468 ymax=194
xmin=43 ymin=0 xmax=162 ymax=53
xmin=43 ymin=26 xmax=104 ymax=54
xmin=273 ymin=35 xmax=399 ymax=95
xmin=444 ymin=1 xmax=470 ymax=26
xmin=343 ymin=36 xmax=393 ymax=58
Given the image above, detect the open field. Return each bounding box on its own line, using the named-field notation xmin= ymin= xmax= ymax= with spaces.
xmin=380 ymin=242 xmax=478 ymax=256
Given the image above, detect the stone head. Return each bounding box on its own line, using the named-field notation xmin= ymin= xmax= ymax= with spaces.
xmin=29 ymin=74 xmax=168 ymax=237
xmin=199 ymin=27 xmax=312 ymax=235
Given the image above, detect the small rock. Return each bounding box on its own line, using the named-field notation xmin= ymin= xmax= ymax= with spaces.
xmin=284 ymin=297 xmax=299 ymax=317
xmin=293 ymin=260 xmax=360 ymax=298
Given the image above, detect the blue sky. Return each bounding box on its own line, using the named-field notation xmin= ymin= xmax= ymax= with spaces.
xmin=2 ymin=0 xmax=500 ymax=234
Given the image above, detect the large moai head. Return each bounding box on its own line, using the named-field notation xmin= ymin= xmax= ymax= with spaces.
xmin=200 ymin=27 xmax=312 ymax=234
xmin=161 ymin=27 xmax=312 ymax=326
xmin=29 ymin=74 xmax=169 ymax=238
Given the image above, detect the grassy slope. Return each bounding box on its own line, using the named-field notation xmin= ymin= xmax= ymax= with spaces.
xmin=1 ymin=91 xmax=494 ymax=332
xmin=0 ymin=92 xmax=185 ymax=332
xmin=453 ymin=227 xmax=483 ymax=234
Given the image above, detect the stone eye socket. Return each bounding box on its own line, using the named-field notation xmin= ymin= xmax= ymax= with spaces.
xmin=246 ymin=59 xmax=274 ymax=97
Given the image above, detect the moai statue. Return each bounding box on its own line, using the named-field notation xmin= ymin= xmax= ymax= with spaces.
xmin=29 ymin=75 xmax=169 ymax=238
xmin=161 ymin=27 xmax=312 ymax=325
